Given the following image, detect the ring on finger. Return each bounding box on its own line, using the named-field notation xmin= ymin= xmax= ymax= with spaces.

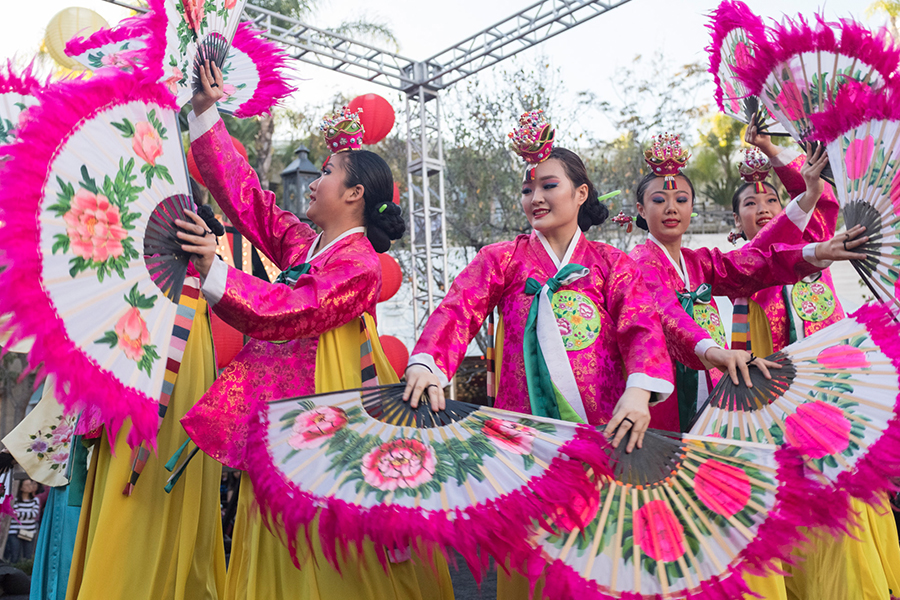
xmin=210 ymin=83 xmax=219 ymax=88
xmin=425 ymin=384 xmax=437 ymax=390
xmin=622 ymin=417 xmax=634 ymax=426
xmin=746 ymin=353 xmax=756 ymax=366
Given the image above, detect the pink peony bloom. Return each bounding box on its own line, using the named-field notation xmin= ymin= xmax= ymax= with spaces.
xmin=553 ymin=489 xmax=600 ymax=532
xmin=224 ymin=0 xmax=236 ymax=8
xmin=30 ymin=440 xmax=48 ymax=453
xmin=182 ymin=0 xmax=204 ymax=30
xmin=775 ymin=80 xmax=806 ymax=121
xmin=221 ymin=83 xmax=237 ymax=98
xmin=695 ymin=459 xmax=751 ymax=517
xmin=724 ymin=81 xmax=741 ymax=115
xmin=818 ymin=344 xmax=870 ymax=369
xmin=288 ymin=406 xmax=348 ymax=450
xmin=133 ymin=121 xmax=163 ymax=166
xmin=115 ymin=307 xmax=150 ymax=361
xmin=362 ymin=438 xmax=436 ymax=491
xmin=100 ymin=52 xmax=129 ymax=69
xmin=733 ymin=42 xmax=752 ymax=69
xmin=845 ymin=136 xmax=875 ymax=181
xmin=482 ymin=418 xmax=536 ymax=455
xmin=890 ymin=169 xmax=900 ymax=217
xmin=802 ymin=301 xmax=816 ymax=315
xmin=784 ymin=401 xmax=851 ymax=459
xmin=557 ymin=318 xmax=571 ymax=336
xmin=709 ymin=312 xmax=721 ymax=326
xmin=63 ymin=189 xmax=128 ymax=263
xmin=51 ymin=421 xmax=74 ymax=445
xmin=163 ymin=67 xmax=183 ymax=95
xmin=810 ymin=283 xmax=825 ymax=294
xmin=50 ymin=452 xmax=69 ymax=465
xmin=634 ymin=499 xmax=686 ymax=562
xmin=578 ymin=302 xmax=594 ymax=319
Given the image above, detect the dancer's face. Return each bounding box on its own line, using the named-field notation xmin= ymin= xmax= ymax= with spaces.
xmin=637 ymin=176 xmax=693 ymax=244
xmin=307 ymin=153 xmax=351 ymax=227
xmin=520 ymin=158 xmax=587 ymax=236
xmin=734 ymin=184 xmax=782 ymax=240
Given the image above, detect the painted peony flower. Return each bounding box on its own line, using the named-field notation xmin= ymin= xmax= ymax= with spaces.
xmin=552 ymin=489 xmax=600 ymax=532
xmin=810 ymin=283 xmax=825 ymax=294
xmin=288 ymin=406 xmax=348 ymax=450
xmin=775 ymin=81 xmax=805 ymax=121
xmin=482 ymin=418 xmax=536 ymax=455
xmin=63 ymin=189 xmax=128 ymax=263
xmin=817 ymin=344 xmax=870 ymax=369
xmin=182 ymin=0 xmax=204 ymax=30
xmin=163 ymin=67 xmax=183 ymax=95
xmin=362 ymin=438 xmax=436 ymax=491
xmin=695 ymin=459 xmax=751 ymax=517
xmin=784 ymin=401 xmax=851 ymax=459
xmin=845 ymin=136 xmax=875 ymax=181
xmin=115 ymin=307 xmax=151 ymax=361
xmin=51 ymin=421 xmax=74 ymax=445
xmin=100 ymin=52 xmax=129 ymax=69
xmin=802 ymin=300 xmax=815 ymax=315
xmin=30 ymin=440 xmax=48 ymax=453
xmin=50 ymin=452 xmax=70 ymax=465
xmin=634 ymin=499 xmax=686 ymax=562
xmin=224 ymin=0 xmax=236 ymax=8
xmin=133 ymin=121 xmax=163 ymax=166
xmin=222 ymin=83 xmax=237 ymax=98
xmin=733 ymin=42 xmax=752 ymax=69
xmin=724 ymin=81 xmax=741 ymax=114
xmin=557 ymin=317 xmax=571 ymax=336
xmin=578 ymin=302 xmax=594 ymax=319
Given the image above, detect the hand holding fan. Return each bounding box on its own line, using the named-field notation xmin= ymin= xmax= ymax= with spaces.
xmin=0 ymin=70 xmax=199 ymax=449
xmin=691 ymin=302 xmax=900 ymax=503
xmin=518 ymin=430 xmax=839 ymax=600
xmin=243 ymin=384 xmax=612 ymax=578
xmin=706 ymin=0 xmax=788 ymax=135
xmin=809 ymin=83 xmax=900 ymax=310
xmin=734 ymin=15 xmax=900 ymax=144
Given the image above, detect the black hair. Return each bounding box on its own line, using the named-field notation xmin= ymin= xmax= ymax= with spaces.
xmin=340 ymin=150 xmax=405 ymax=253
xmin=633 ymin=171 xmax=696 ymax=231
xmin=730 ymin=181 xmax=780 ymax=214
xmin=536 ymin=147 xmax=609 ymax=231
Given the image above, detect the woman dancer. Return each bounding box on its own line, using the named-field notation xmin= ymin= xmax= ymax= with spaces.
xmin=404 ymin=110 xmax=676 ymax=597
xmin=180 ymin=62 xmax=453 ymax=600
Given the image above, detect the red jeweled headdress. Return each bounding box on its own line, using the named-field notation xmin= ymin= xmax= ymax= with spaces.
xmin=644 ymin=133 xmax=691 ymax=190
xmin=509 ymin=109 xmax=555 ymax=181
xmin=737 ymin=147 xmax=772 ymax=193
xmin=320 ymin=106 xmax=365 ymax=154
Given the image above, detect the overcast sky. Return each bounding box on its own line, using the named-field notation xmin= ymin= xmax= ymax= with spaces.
xmin=5 ymin=0 xmax=883 ymax=141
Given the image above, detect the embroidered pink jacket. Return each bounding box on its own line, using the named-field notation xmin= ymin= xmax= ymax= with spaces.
xmin=180 ymin=118 xmax=381 ymax=469
xmin=749 ymin=150 xmax=845 ymax=351
xmin=410 ymin=233 xmax=674 ymax=425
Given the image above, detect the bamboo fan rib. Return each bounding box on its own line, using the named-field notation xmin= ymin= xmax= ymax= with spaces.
xmin=533 ymin=432 xmax=794 ymax=599
xmin=692 ymin=304 xmax=900 ymax=490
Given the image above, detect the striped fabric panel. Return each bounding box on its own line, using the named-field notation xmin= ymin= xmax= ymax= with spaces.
xmin=731 ymin=297 xmax=751 ymax=352
xmin=359 ymin=317 xmax=379 ymax=388
xmin=123 ymin=276 xmax=201 ymax=496
xmin=486 ymin=310 xmax=496 ymax=407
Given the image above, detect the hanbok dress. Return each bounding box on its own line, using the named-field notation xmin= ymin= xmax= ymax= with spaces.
xmin=179 ymin=106 xmax=453 ymax=600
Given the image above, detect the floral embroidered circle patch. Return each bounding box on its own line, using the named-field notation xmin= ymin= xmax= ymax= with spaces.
xmin=791 ymin=280 xmax=836 ymax=323
xmin=694 ymin=304 xmax=727 ymax=347
xmin=552 ymin=291 xmax=601 ymax=351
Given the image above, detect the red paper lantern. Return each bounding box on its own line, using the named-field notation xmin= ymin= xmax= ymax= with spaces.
xmin=209 ymin=311 xmax=244 ymax=369
xmin=348 ymin=94 xmax=395 ymax=145
xmin=187 ymin=136 xmax=249 ymax=188
xmin=392 ymin=182 xmax=400 ymax=205
xmin=379 ymin=335 xmax=409 ymax=380
xmin=378 ymin=253 xmax=402 ymax=303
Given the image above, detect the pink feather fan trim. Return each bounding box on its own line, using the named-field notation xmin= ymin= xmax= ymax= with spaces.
xmin=706 ymin=1 xmax=769 ymax=114
xmin=0 ymin=68 xmax=178 ymax=451
xmin=734 ymin=13 xmax=900 ymax=97
xmin=230 ymin=22 xmax=297 ymax=118
xmin=809 ymin=80 xmax=900 ymax=144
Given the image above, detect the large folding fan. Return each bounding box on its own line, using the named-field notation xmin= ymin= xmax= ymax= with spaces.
xmin=65 ymin=0 xmax=292 ymax=117
xmin=0 ymin=70 xmax=198 ymax=449
xmin=691 ymin=302 xmax=900 ymax=502
xmin=706 ymin=1 xmax=788 ymax=135
xmin=0 ymin=63 xmax=42 ymax=148
xmin=243 ymin=384 xmax=612 ymax=576
xmin=809 ymin=83 xmax=900 ymax=310
xmin=517 ymin=431 xmax=838 ymax=600
xmin=734 ymin=15 xmax=900 ymax=144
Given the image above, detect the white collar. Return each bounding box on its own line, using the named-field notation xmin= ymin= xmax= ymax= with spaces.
xmin=305 ymin=226 xmax=365 ymax=263
xmin=647 ymin=233 xmax=690 ymax=288
xmin=535 ymin=229 xmax=582 ymax=271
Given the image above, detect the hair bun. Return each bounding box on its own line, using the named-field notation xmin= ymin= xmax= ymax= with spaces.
xmin=577 ymin=190 xmax=610 ymax=232
xmin=366 ymin=202 xmax=405 ymax=253
xmin=635 ymin=214 xmax=649 ymax=231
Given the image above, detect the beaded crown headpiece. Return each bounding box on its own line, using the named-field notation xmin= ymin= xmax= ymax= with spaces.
xmin=320 ymin=106 xmax=365 ymax=154
xmin=508 ymin=109 xmax=555 ymax=182
xmin=737 ymin=147 xmax=772 ymax=193
xmin=644 ymin=133 xmax=691 ymax=190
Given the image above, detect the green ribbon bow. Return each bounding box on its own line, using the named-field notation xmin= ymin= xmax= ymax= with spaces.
xmin=675 ymin=282 xmax=713 ymax=431
xmin=275 ymin=262 xmax=311 ymax=287
xmin=522 ymin=263 xmax=588 ymax=423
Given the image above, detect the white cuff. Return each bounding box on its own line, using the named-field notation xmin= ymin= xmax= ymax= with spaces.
xmin=626 ymin=373 xmax=675 ymax=405
xmin=200 ymin=258 xmax=228 ymax=306
xmin=784 ymin=196 xmax=813 ymax=233
xmin=803 ymin=243 xmax=832 ymax=269
xmin=769 ymin=147 xmax=801 ymax=168
xmin=406 ymin=353 xmax=450 ymax=388
xmin=188 ymin=105 xmax=221 ymax=141
xmin=695 ymin=339 xmax=720 ymax=369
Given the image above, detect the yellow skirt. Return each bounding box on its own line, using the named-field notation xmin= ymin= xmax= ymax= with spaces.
xmin=783 ymin=496 xmax=900 ymax=600
xmin=66 ymin=299 xmax=226 ymax=600
xmin=223 ymin=313 xmax=454 ymax=600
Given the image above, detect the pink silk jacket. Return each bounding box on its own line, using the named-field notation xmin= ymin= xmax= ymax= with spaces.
xmin=411 ymin=232 xmax=675 ymax=425
xmin=181 ymin=119 xmax=381 ymax=469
